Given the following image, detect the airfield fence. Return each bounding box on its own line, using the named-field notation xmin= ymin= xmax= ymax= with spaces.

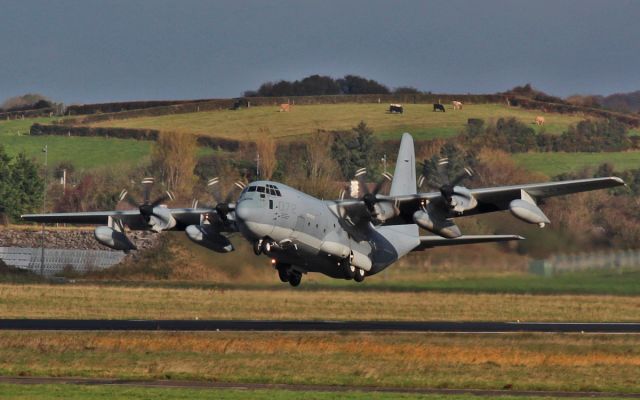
xmin=529 ymin=249 xmax=640 ymax=276
xmin=0 ymin=247 xmax=125 ymax=277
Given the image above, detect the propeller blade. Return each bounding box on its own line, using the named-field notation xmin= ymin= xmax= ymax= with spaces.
xmin=149 ymin=191 xmax=175 ymax=208
xmin=141 ymin=177 xmax=154 ymax=205
xmin=355 ymin=168 xmax=370 ymax=196
xmin=207 ymin=177 xmax=223 ymax=204
xmin=450 ymin=167 xmax=474 ymax=187
xmin=436 ymin=158 xmax=450 ymax=185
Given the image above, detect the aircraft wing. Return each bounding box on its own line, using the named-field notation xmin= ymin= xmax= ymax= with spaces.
xmin=21 ymin=208 xmax=214 ymax=230
xmin=381 ymin=177 xmax=625 ymax=217
xmin=22 ymin=210 xmax=139 ymax=225
xmin=413 ymin=234 xmax=524 ymax=251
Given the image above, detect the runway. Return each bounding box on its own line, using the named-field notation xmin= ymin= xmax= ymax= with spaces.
xmin=1 ymin=319 xmax=639 ymax=333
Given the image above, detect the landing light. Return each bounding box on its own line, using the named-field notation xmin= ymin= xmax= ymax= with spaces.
xmin=271 ymin=259 xmax=277 ymax=265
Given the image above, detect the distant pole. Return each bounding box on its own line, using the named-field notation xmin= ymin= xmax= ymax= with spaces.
xmin=256 ymin=152 xmax=260 ymax=178
xmin=40 ymin=145 xmax=48 ymax=276
xmin=381 ymin=153 xmax=387 ymax=174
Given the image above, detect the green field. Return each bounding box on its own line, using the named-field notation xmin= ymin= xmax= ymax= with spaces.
xmin=85 ymin=103 xmax=587 ymax=141
xmin=513 ymin=151 xmax=640 ymax=176
xmin=0 ymin=118 xmax=152 ymax=170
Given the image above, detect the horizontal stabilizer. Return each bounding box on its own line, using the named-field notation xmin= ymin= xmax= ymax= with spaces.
xmin=413 ymin=235 xmax=524 ymax=251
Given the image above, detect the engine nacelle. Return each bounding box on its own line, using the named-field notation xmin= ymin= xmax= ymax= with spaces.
xmin=372 ymin=201 xmax=398 ymax=223
xmin=94 ymin=226 xmax=137 ymax=251
xmin=509 ymin=199 xmax=550 ymax=227
xmin=449 ymin=186 xmax=477 ymax=214
xmin=148 ymin=207 xmax=177 ymax=232
xmin=185 ymin=224 xmax=234 ymax=253
xmin=413 ymin=210 xmax=462 ymax=238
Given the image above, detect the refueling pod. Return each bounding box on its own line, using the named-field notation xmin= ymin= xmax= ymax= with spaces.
xmin=508 ymin=191 xmax=550 ymax=228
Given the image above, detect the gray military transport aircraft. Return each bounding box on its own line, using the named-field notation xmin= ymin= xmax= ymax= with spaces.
xmin=23 ymin=133 xmax=625 ymax=286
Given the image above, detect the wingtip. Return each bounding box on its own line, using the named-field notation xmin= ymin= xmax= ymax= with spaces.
xmin=610 ymin=176 xmax=625 ymax=185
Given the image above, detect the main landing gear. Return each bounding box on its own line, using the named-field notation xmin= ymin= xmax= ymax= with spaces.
xmin=339 ymin=258 xmax=366 ymax=282
xmin=275 ymin=262 xmax=302 ymax=287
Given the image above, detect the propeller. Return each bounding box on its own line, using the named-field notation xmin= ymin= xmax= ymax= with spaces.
xmin=355 ymin=168 xmax=392 ymax=214
xmin=419 ymin=158 xmax=476 ymax=214
xmin=118 ymin=177 xmax=176 ymax=231
xmin=339 ymin=168 xmax=395 ymax=223
xmin=204 ymin=177 xmax=245 ymax=223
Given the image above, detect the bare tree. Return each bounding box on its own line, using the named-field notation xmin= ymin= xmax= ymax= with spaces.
xmin=152 ymin=131 xmax=197 ymax=199
xmin=256 ymin=130 xmax=277 ymax=179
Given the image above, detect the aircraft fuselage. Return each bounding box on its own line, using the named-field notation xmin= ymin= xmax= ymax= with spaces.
xmin=234 ymin=180 xmax=402 ymax=279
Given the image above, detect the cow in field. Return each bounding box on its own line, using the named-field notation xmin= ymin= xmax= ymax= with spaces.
xmin=433 ymin=103 xmax=445 ymax=112
xmin=452 ymin=101 xmax=463 ymax=110
xmin=279 ymin=104 xmax=291 ymax=112
xmin=389 ymin=104 xmax=403 ymax=114
xmin=535 ymin=116 xmax=545 ymax=126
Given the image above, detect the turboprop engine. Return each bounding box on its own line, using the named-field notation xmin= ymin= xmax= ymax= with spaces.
xmin=144 ymin=206 xmax=177 ymax=232
xmin=94 ymin=226 xmax=137 ymax=252
xmin=185 ymin=224 xmax=234 ymax=253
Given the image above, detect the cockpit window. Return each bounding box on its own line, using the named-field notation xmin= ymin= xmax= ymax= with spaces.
xmin=248 ymin=186 xmax=256 ymax=192
xmin=268 ymin=188 xmax=276 ymax=195
xmin=257 ymin=186 xmax=265 ymax=193
xmin=275 ymin=190 xmax=282 ymax=196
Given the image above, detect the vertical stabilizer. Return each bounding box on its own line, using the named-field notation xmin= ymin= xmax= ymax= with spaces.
xmin=390 ymin=133 xmax=416 ymax=196
xmin=380 ymin=132 xmax=419 ymax=244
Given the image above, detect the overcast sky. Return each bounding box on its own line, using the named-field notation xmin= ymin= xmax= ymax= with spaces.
xmin=1 ymin=0 xmax=639 ymax=104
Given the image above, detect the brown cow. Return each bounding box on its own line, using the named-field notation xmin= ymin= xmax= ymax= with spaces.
xmin=535 ymin=116 xmax=545 ymax=126
xmin=279 ymin=104 xmax=291 ymax=112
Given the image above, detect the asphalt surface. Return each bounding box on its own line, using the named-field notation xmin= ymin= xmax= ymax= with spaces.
xmin=1 ymin=319 xmax=639 ymax=333
xmin=1 ymin=376 xmax=640 ymax=398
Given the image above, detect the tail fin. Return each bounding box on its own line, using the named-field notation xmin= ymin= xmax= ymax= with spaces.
xmin=384 ymin=133 xmax=419 ymax=241
xmin=389 ymin=133 xmax=416 ymax=196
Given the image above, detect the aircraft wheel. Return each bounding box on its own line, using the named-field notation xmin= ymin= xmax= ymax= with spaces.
xmin=276 ymin=263 xmax=290 ymax=283
xmin=253 ymin=239 xmax=263 ymax=256
xmin=288 ymin=272 xmax=302 ymax=287
xmin=341 ymin=260 xmax=355 ymax=280
xmin=263 ymin=241 xmax=272 ymax=253
xmin=354 ymin=268 xmax=366 ymax=283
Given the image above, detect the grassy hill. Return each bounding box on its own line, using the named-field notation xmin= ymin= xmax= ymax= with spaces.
xmin=5 ymin=101 xmax=638 ymax=175
xmin=83 ymin=103 xmax=587 ymax=141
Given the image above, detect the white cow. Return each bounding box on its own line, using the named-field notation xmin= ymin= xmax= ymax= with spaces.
xmin=452 ymin=101 xmax=463 ymax=110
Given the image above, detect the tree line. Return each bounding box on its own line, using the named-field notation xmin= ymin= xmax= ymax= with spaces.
xmin=244 ymin=74 xmax=420 ymax=97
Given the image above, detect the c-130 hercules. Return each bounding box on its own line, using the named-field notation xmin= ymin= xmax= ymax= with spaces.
xmin=23 ymin=133 xmax=624 ymax=286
